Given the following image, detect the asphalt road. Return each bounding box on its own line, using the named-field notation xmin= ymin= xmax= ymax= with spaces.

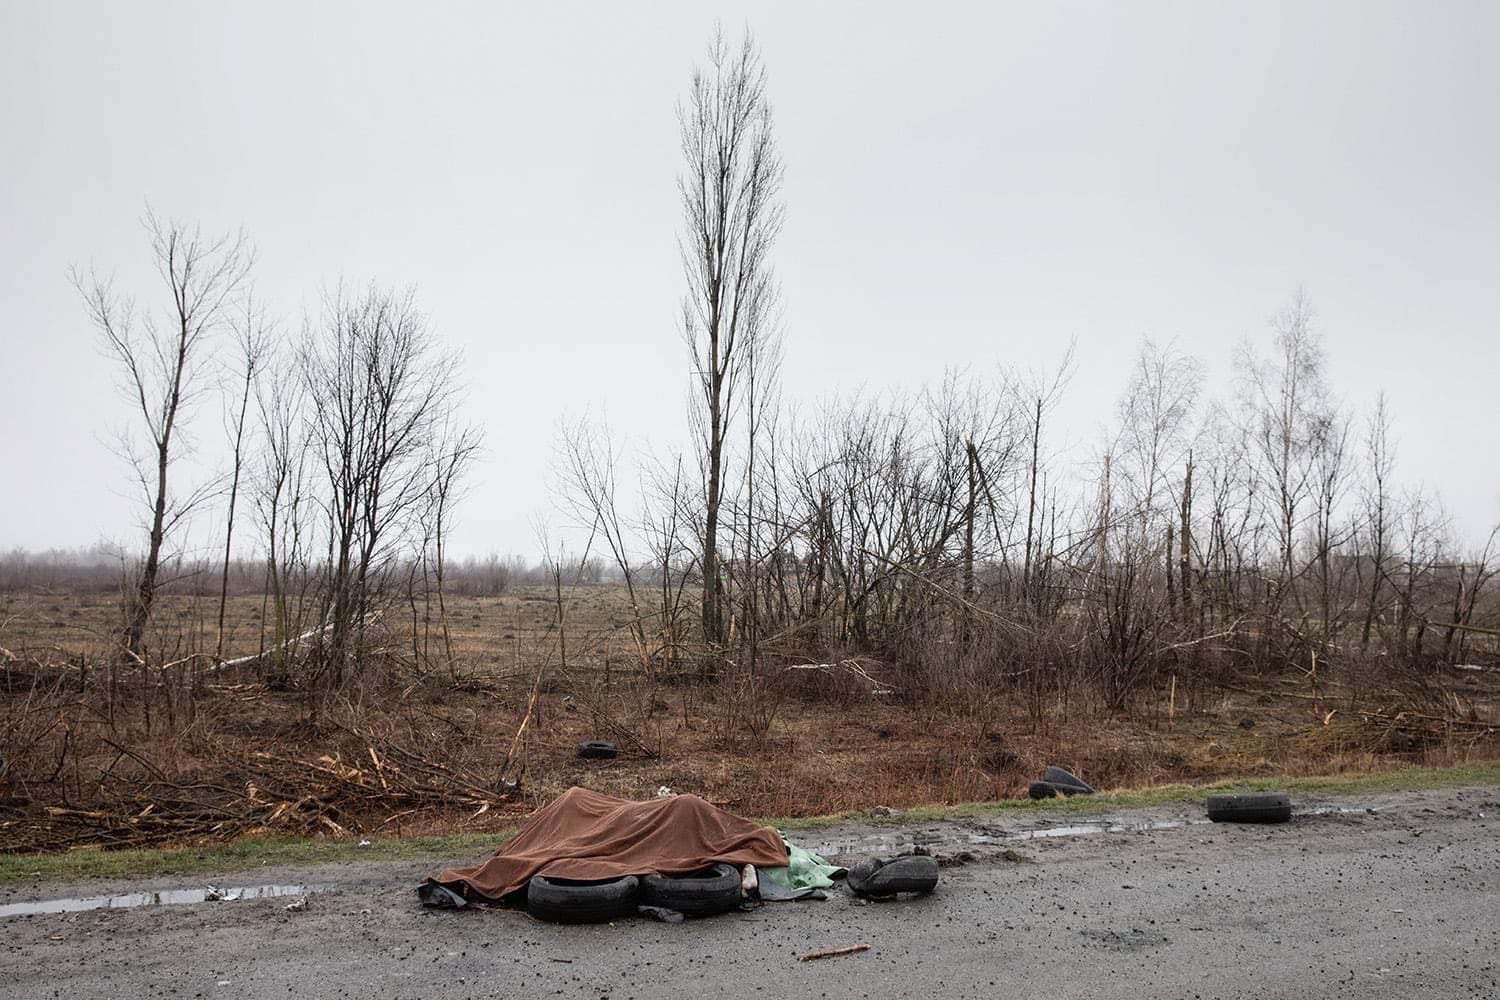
xmin=2 ymin=785 xmax=1496 ymax=999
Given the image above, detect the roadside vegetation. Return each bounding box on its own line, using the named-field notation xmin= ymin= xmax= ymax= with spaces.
xmin=2 ymin=28 xmax=1497 ymax=858
xmin=4 ymin=759 xmax=1496 ymax=885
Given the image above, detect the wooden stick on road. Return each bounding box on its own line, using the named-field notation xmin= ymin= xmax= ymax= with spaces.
xmin=798 ymin=943 xmax=870 ymax=962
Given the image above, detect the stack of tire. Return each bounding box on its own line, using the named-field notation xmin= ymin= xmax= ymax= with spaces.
xmin=527 ymin=863 xmax=743 ymax=923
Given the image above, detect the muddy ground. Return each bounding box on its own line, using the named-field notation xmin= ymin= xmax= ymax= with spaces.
xmin=2 ymin=784 xmax=1497 ymax=999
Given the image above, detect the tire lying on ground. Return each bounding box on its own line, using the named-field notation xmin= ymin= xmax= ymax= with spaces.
xmin=576 ymin=740 xmax=618 ymax=759
xmin=1041 ymin=766 xmax=1095 ymax=794
xmin=1029 ymin=780 xmax=1091 ymax=799
xmin=639 ymin=863 xmax=742 ymax=917
xmin=846 ymin=855 xmax=940 ymax=898
xmin=527 ymin=874 xmax=640 ymax=923
xmin=1205 ymin=792 xmax=1292 ymax=824
xmin=1029 ymin=780 xmax=1062 ymax=799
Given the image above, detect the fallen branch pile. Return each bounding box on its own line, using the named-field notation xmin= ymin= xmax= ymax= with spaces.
xmin=0 ymin=732 xmax=519 ymax=853
xmin=1356 ymin=710 xmax=1499 ymax=751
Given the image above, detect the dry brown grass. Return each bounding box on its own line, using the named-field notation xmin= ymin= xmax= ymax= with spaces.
xmin=2 ymin=583 xmax=1497 ymax=851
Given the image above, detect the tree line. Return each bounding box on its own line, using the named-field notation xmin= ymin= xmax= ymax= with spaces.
xmin=52 ymin=29 xmax=1497 ymax=733
xmin=557 ymin=31 xmax=1499 ymax=731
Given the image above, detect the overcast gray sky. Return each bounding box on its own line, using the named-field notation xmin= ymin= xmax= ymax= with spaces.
xmin=2 ymin=1 xmax=1497 ymax=558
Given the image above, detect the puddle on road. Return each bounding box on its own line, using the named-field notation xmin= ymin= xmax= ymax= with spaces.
xmin=808 ymin=805 xmax=1374 ymax=857
xmin=0 ymin=883 xmax=323 ymax=918
xmin=807 ymin=819 xmax=1207 ymax=856
xmin=981 ymin=817 xmax=1210 ymax=842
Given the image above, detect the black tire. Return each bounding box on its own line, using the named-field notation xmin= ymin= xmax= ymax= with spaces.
xmin=1206 ymin=792 xmax=1292 ymax=824
xmin=847 ymin=855 xmax=939 ymax=897
xmin=1042 ymin=766 xmax=1094 ymax=794
xmin=576 ymin=740 xmax=618 ymax=759
xmin=1029 ymin=779 xmax=1090 ymax=799
xmin=1028 ymin=780 xmax=1059 ymax=800
xmin=527 ymin=874 xmax=639 ymax=923
xmin=639 ymin=863 xmax=742 ymax=917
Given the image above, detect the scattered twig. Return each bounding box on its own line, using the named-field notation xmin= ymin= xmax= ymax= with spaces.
xmin=799 ymin=943 xmax=870 ymax=962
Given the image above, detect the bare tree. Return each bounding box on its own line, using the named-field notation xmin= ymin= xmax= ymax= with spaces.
xmin=216 ymin=295 xmax=271 ymax=661
xmin=422 ymin=418 xmax=483 ymax=676
xmin=74 ymin=211 xmax=252 ymax=660
xmin=1309 ymin=404 xmax=1353 ymax=652
xmin=1195 ymin=403 xmax=1259 ymax=623
xmin=1237 ymin=290 xmax=1333 ymax=633
xmin=640 ymin=454 xmax=698 ymax=678
xmin=560 ymin=417 xmax=653 ymax=671
xmin=253 ymin=340 xmax=311 ymax=688
xmin=678 ymin=28 xmax=785 ymax=647
xmin=1442 ymin=525 xmax=1499 ymax=664
xmin=303 ymin=284 xmax=459 ymax=685
xmin=1115 ymin=341 xmax=1202 ymax=527
xmin=1020 ymin=346 xmax=1075 ymax=613
xmin=1359 ymin=392 xmax=1396 ymax=648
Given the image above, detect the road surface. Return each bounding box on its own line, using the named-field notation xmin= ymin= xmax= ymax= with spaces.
xmin=2 ymin=784 xmax=1496 ymax=999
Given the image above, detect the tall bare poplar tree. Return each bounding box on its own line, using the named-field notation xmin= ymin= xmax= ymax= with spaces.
xmin=678 ymin=29 xmax=784 ymax=647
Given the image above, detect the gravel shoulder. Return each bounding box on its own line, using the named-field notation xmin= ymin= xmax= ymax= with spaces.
xmin=3 ymin=785 xmax=1497 ymax=1000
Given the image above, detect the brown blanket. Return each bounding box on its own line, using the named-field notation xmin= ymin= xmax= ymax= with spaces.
xmin=424 ymin=786 xmax=789 ymax=903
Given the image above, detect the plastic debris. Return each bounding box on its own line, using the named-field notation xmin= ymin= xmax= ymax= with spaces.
xmin=636 ymin=904 xmax=685 ymax=923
